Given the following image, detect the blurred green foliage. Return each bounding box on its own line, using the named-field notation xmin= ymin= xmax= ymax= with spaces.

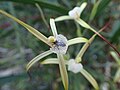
xmin=0 ymin=0 xmax=120 ymax=90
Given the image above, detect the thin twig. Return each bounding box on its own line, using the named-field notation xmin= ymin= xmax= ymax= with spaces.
xmin=35 ymin=3 xmax=50 ymax=30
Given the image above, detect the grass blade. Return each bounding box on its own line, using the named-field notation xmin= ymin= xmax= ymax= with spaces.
xmin=0 ymin=0 xmax=68 ymax=14
xmin=89 ymin=0 xmax=101 ymax=21
xmin=35 ymin=3 xmax=49 ymax=29
xmin=96 ymin=0 xmax=111 ymax=16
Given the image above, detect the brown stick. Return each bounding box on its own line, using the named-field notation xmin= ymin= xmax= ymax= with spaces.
xmin=97 ymin=20 xmax=120 ymax=57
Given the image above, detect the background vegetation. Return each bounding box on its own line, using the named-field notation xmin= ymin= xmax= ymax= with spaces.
xmin=0 ymin=0 xmax=120 ymax=90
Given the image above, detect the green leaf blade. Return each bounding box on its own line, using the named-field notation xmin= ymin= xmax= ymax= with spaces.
xmin=0 ymin=0 xmax=68 ymax=14
xmin=89 ymin=1 xmax=101 ymax=21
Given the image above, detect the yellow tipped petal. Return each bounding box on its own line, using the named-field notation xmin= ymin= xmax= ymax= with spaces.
xmin=48 ymin=36 xmax=56 ymax=43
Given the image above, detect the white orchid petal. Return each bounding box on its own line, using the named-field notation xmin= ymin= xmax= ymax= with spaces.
xmin=68 ymin=59 xmax=83 ymax=73
xmin=68 ymin=7 xmax=80 ymax=19
xmin=68 ymin=2 xmax=87 ymax=19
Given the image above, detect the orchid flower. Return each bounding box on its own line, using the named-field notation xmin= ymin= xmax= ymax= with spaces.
xmin=0 ymin=10 xmax=88 ymax=90
xmin=55 ymin=2 xmax=99 ymax=34
xmin=41 ymin=34 xmax=99 ymax=90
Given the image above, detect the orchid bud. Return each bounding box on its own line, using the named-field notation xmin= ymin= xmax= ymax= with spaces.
xmin=48 ymin=36 xmax=56 ymax=43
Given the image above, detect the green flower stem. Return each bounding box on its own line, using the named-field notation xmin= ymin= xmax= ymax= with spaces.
xmin=75 ymin=34 xmax=96 ymax=62
xmin=75 ymin=24 xmax=111 ymax=62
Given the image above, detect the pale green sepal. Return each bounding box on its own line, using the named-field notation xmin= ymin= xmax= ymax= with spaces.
xmin=55 ymin=16 xmax=73 ymax=22
xmin=26 ymin=50 xmax=53 ymax=71
xmin=114 ymin=68 xmax=120 ymax=83
xmin=80 ymin=69 xmax=99 ymax=90
xmin=41 ymin=58 xmax=68 ymax=65
xmin=57 ymin=54 xmax=68 ymax=90
xmin=76 ymin=18 xmax=101 ymax=37
xmin=110 ymin=51 xmax=120 ymax=65
xmin=68 ymin=37 xmax=88 ymax=46
xmin=75 ymin=18 xmax=91 ymax=29
xmin=50 ymin=18 xmax=58 ymax=37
